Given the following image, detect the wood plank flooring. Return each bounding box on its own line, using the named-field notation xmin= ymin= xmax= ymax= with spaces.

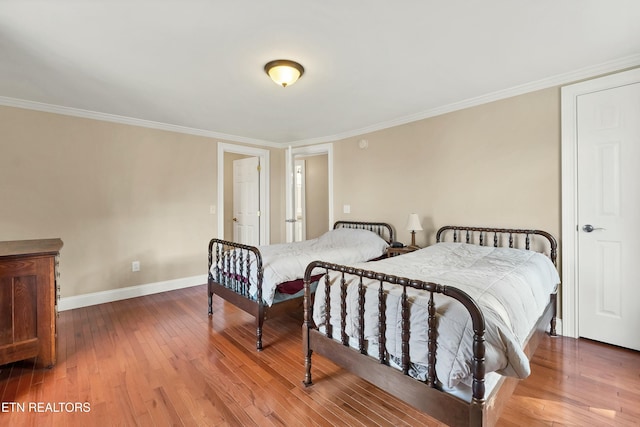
xmin=1 ymin=285 xmax=639 ymax=426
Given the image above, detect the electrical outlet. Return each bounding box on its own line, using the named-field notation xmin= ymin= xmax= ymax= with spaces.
xmin=132 ymin=261 xmax=140 ymax=272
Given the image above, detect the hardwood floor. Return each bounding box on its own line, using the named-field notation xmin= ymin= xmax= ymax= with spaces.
xmin=1 ymin=285 xmax=639 ymax=426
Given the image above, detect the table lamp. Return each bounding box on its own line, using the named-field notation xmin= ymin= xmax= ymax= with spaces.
xmin=405 ymin=213 xmax=423 ymax=248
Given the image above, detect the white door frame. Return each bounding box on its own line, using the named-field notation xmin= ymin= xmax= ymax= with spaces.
xmin=294 ymin=159 xmax=307 ymax=242
xmin=217 ymin=142 xmax=270 ymax=244
xmin=560 ymin=67 xmax=640 ymax=338
xmin=285 ymin=143 xmax=334 ymax=242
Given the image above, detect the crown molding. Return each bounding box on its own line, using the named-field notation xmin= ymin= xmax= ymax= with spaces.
xmin=2 ymin=54 xmax=639 ymax=148
xmin=0 ymin=96 xmax=282 ymax=148
xmin=286 ymin=54 xmax=640 ymax=146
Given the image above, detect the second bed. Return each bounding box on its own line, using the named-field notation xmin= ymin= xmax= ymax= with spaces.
xmin=208 ymin=220 xmax=394 ymax=350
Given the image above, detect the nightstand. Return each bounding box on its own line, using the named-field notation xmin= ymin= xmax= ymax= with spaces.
xmin=386 ymin=245 xmax=420 ymax=257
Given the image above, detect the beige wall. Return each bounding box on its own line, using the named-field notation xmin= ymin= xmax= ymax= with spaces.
xmin=270 ymin=150 xmax=285 ymax=243
xmin=0 ymin=86 xmax=561 ymax=300
xmin=0 ymin=106 xmax=283 ymax=298
xmin=332 ymin=87 xmax=560 ymax=248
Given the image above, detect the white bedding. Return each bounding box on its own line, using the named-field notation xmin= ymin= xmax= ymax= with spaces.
xmin=312 ymin=242 xmax=560 ymax=389
xmin=210 ymin=228 xmax=389 ymax=306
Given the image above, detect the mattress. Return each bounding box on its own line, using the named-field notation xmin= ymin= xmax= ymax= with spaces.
xmin=312 ymin=242 xmax=560 ymax=388
xmin=211 ymin=227 xmax=389 ymax=306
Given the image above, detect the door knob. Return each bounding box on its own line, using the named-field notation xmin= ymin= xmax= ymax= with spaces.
xmin=232 ymin=217 xmax=238 ymax=222
xmin=582 ymin=224 xmax=605 ymax=232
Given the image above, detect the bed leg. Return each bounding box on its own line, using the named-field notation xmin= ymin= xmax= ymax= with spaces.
xmin=302 ymin=325 xmax=313 ymax=386
xmin=303 ymin=350 xmax=313 ymax=387
xmin=256 ymin=307 xmax=264 ymax=351
xmin=208 ymin=292 xmax=213 ymax=316
xmin=549 ymin=293 xmax=558 ymax=336
xmin=256 ymin=329 xmax=263 ymax=351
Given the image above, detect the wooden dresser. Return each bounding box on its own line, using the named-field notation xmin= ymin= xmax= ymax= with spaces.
xmin=0 ymin=238 xmax=63 ymax=368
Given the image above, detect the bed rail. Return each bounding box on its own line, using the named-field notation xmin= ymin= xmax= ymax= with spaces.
xmin=302 ymin=261 xmax=487 ymax=404
xmin=436 ymin=226 xmax=558 ymax=265
xmin=334 ymin=220 xmax=395 ymax=244
xmin=207 ymin=238 xmax=263 ymax=311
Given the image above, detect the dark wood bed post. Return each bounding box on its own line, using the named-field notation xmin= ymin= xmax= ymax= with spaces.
xmin=549 ymin=293 xmax=558 ymax=336
xmin=302 ymin=262 xmax=319 ymax=386
xmin=443 ymin=284 xmax=487 ymax=413
xmin=256 ymin=305 xmax=265 ymax=351
xmin=207 ymin=238 xmax=215 ymax=315
xmin=255 ymin=260 xmax=265 ymax=351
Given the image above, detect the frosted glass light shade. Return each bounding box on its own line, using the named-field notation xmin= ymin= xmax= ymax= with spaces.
xmin=264 ymin=60 xmax=304 ymax=87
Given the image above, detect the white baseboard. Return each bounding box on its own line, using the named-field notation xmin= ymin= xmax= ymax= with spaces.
xmin=58 ymin=275 xmax=207 ymax=311
xmin=555 ymin=318 xmax=563 ymax=336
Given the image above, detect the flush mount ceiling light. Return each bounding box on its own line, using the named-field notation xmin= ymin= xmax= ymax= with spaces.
xmin=264 ymin=59 xmax=304 ymax=87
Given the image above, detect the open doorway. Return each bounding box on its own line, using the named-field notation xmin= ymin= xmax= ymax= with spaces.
xmin=217 ymin=142 xmax=270 ymax=245
xmin=286 ymin=143 xmax=333 ymax=243
xmin=295 ymin=154 xmax=329 ymax=241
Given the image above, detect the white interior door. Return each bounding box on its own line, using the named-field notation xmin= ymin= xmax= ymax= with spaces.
xmin=233 ymin=156 xmax=260 ymax=246
xmin=577 ymin=81 xmax=640 ymax=351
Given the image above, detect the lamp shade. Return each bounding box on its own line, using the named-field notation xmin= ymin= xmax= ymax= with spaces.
xmin=405 ymin=213 xmax=423 ymax=231
xmin=264 ymin=60 xmax=304 ymax=87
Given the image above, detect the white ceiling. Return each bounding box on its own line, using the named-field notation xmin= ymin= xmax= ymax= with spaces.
xmin=1 ymin=1 xmax=639 ymax=146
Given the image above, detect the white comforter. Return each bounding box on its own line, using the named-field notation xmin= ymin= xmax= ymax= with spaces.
xmin=211 ymin=228 xmax=389 ymax=306
xmin=313 ymin=242 xmax=560 ymax=388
